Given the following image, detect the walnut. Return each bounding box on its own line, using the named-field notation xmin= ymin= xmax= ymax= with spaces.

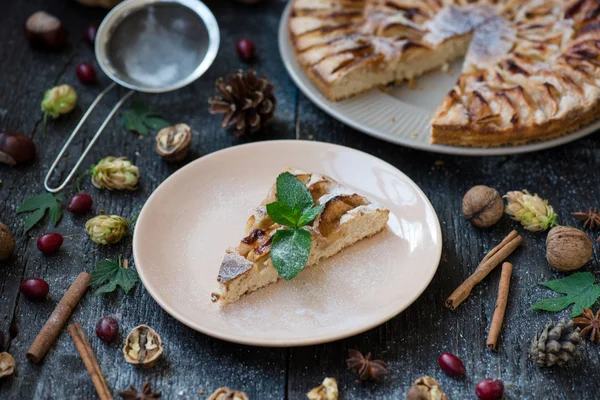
xmin=155 ymin=123 xmax=192 ymax=162
xmin=207 ymin=387 xmax=248 ymax=400
xmin=546 ymin=226 xmax=593 ymax=272
xmin=123 ymin=325 xmax=163 ymax=368
xmin=462 ymin=185 xmax=503 ymax=228
xmin=307 ymin=377 xmax=338 ymax=400
xmin=0 ymin=352 xmax=15 ymax=378
xmin=0 ymin=222 xmax=15 ymax=261
xmin=407 ymin=376 xmax=448 ymax=400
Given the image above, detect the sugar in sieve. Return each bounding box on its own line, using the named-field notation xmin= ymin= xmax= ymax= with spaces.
xmin=44 ymin=0 xmax=219 ymax=192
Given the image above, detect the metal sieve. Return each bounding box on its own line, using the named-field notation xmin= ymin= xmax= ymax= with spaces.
xmin=44 ymin=0 xmax=219 ymax=192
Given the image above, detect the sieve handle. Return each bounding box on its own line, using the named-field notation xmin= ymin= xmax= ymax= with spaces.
xmin=44 ymin=83 xmax=134 ymax=193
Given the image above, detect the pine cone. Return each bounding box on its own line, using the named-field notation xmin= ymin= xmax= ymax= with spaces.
xmin=208 ymin=70 xmax=276 ymax=136
xmin=530 ymin=319 xmax=583 ymax=367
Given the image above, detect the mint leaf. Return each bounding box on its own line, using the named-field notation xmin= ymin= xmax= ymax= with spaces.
xmin=276 ymin=172 xmax=314 ymax=213
xmin=90 ymin=258 xmax=140 ymax=295
xmin=17 ymin=193 xmax=63 ymax=233
xmin=298 ymin=205 xmax=324 ymax=227
xmin=271 ymin=228 xmax=311 ymax=280
xmin=530 ymin=272 xmax=600 ymax=317
xmin=266 ymin=202 xmax=299 ymax=227
xmin=121 ymin=101 xmax=169 ymax=136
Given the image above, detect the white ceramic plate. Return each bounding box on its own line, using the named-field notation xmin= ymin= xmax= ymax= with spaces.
xmin=278 ymin=2 xmax=600 ymax=156
xmin=133 ymin=141 xmax=442 ymax=346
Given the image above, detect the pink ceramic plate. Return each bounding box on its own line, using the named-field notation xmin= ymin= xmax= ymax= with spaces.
xmin=133 ymin=141 xmax=442 ymax=346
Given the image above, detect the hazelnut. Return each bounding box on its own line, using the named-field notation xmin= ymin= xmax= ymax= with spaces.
xmin=546 ymin=226 xmax=593 ymax=272
xmin=407 ymin=376 xmax=448 ymax=400
xmin=0 ymin=352 xmax=15 ymax=378
xmin=155 ymin=123 xmax=192 ymax=162
xmin=0 ymin=222 xmax=15 ymax=261
xmin=123 ymin=325 xmax=163 ymax=368
xmin=462 ymin=185 xmax=503 ymax=228
xmin=0 ymin=131 xmax=36 ymax=166
xmin=24 ymin=11 xmax=68 ymax=50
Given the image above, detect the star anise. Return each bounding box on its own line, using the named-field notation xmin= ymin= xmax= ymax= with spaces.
xmin=573 ymin=308 xmax=600 ymax=343
xmin=346 ymin=349 xmax=389 ymax=381
xmin=572 ymin=208 xmax=600 ymax=230
xmin=119 ymin=381 xmax=161 ymax=399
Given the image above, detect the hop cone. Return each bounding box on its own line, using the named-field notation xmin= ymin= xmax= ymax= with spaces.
xmin=504 ymin=190 xmax=558 ymax=231
xmin=85 ymin=215 xmax=129 ymax=245
xmin=91 ymin=156 xmax=139 ymax=191
xmin=42 ymin=84 xmax=77 ymax=119
xmin=208 ymin=70 xmax=276 ymax=136
xmin=530 ymin=319 xmax=583 ymax=367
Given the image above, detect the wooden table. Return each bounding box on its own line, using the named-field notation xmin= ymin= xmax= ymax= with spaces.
xmin=1 ymin=1 xmax=599 ymax=399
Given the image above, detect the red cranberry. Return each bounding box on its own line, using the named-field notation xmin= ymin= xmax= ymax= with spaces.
xmin=438 ymin=352 xmax=466 ymax=377
xmin=83 ymin=23 xmax=99 ymax=46
xmin=19 ymin=278 xmax=49 ymax=300
xmin=476 ymin=378 xmax=504 ymax=400
xmin=236 ymin=38 xmax=255 ymax=62
xmin=75 ymin=62 xmax=97 ymax=84
xmin=37 ymin=233 xmax=63 ymax=254
xmin=67 ymin=193 xmax=93 ymax=214
xmin=96 ymin=317 xmax=119 ymax=343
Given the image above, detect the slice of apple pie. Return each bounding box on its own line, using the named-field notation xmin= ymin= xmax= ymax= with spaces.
xmin=211 ymin=167 xmax=389 ymax=305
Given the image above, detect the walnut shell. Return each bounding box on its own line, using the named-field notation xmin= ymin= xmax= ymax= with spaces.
xmin=407 ymin=376 xmax=447 ymax=400
xmin=462 ymin=185 xmax=503 ymax=228
xmin=0 ymin=352 xmax=15 ymax=378
xmin=123 ymin=325 xmax=163 ymax=368
xmin=546 ymin=226 xmax=593 ymax=272
xmin=208 ymin=387 xmax=248 ymax=400
xmin=0 ymin=222 xmax=15 ymax=261
xmin=155 ymin=123 xmax=192 ymax=162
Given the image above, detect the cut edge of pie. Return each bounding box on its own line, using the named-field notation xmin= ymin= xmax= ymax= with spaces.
xmin=288 ymin=0 xmax=600 ymax=147
xmin=211 ymin=167 xmax=390 ymax=305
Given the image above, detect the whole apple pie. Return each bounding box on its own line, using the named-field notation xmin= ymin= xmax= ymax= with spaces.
xmin=289 ymin=0 xmax=600 ymax=147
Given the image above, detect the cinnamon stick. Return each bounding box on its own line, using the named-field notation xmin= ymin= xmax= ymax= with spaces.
xmin=445 ymin=231 xmax=522 ymax=310
xmin=68 ymin=323 xmax=113 ymax=400
xmin=486 ymin=262 xmax=513 ymax=351
xmin=26 ymin=272 xmax=91 ymax=363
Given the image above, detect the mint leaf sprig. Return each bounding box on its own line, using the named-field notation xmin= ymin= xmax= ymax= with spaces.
xmin=266 ymin=172 xmax=324 ymax=280
xmin=16 ymin=193 xmax=64 ymax=233
xmin=530 ymin=272 xmax=600 ymax=317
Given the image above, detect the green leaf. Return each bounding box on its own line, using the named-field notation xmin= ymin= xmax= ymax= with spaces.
xmin=298 ymin=205 xmax=324 ymax=227
xmin=23 ymin=208 xmax=46 ymax=234
xmin=49 ymin=203 xmax=62 ymax=226
xmin=121 ymin=101 xmax=169 ymax=136
xmin=530 ymin=272 xmax=600 ymax=317
xmin=90 ymin=258 xmax=140 ymax=295
xmin=17 ymin=193 xmax=63 ymax=233
xmin=275 ymin=172 xmax=314 ymax=213
xmin=144 ymin=116 xmax=170 ymax=130
xmin=271 ymin=228 xmax=311 ymax=280
xmin=16 ymin=193 xmax=56 ymax=213
xmin=266 ymin=202 xmax=299 ymax=227
xmin=530 ymin=296 xmax=576 ymax=313
xmin=541 ymin=272 xmax=595 ymax=294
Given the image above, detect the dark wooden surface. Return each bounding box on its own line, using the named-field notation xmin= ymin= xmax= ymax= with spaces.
xmin=1 ymin=1 xmax=599 ymax=399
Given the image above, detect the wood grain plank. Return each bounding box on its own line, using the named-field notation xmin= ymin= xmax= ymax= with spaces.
xmin=0 ymin=0 xmax=293 ymax=398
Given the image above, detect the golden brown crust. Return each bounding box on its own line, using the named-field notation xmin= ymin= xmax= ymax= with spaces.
xmin=289 ymin=0 xmax=600 ymax=147
xmin=432 ymin=99 xmax=600 ymax=147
